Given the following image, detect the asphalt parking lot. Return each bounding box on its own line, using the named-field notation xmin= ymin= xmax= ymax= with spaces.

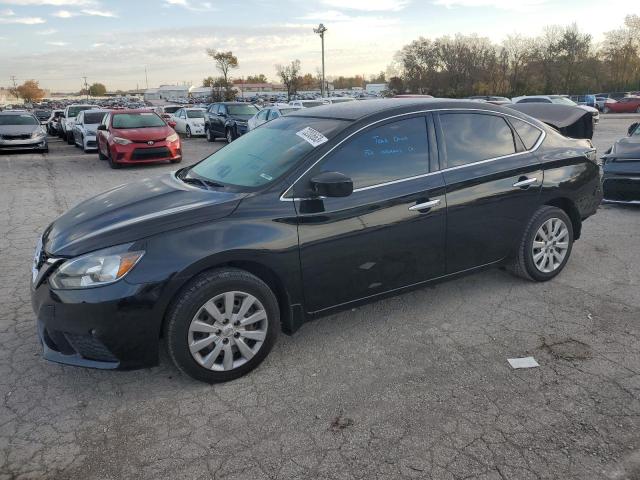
xmin=1 ymin=116 xmax=640 ymax=480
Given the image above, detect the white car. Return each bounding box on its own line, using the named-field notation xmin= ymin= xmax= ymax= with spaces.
xmin=172 ymin=107 xmax=206 ymax=137
xmin=325 ymin=97 xmax=355 ymax=104
xmin=72 ymin=109 xmax=109 ymax=153
xmin=512 ymin=95 xmax=600 ymax=124
xmin=288 ymin=99 xmax=329 ymax=108
xmin=247 ymin=105 xmax=302 ymax=131
xmin=61 ymin=104 xmax=99 ymax=145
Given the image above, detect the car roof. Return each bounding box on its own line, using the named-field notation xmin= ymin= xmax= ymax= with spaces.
xmin=111 ymin=109 xmax=158 ymax=114
xmin=287 ymin=98 xmax=519 ymax=122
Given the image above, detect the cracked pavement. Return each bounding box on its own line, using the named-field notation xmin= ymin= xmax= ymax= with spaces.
xmin=1 ymin=116 xmax=640 ymax=479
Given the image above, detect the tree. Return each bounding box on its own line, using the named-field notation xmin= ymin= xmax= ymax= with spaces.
xmin=16 ymin=80 xmax=45 ymax=103
xmin=388 ymin=76 xmax=404 ymax=94
xmin=246 ymin=74 xmax=268 ymax=84
xmin=89 ymin=82 xmax=106 ymax=96
xmin=202 ymin=76 xmax=216 ymax=87
xmin=206 ymin=50 xmax=238 ymax=100
xmin=275 ymin=60 xmax=302 ymax=100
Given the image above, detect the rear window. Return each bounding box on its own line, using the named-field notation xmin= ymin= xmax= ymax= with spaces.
xmin=187 ymin=110 xmax=205 ymax=118
xmin=510 ymin=118 xmax=543 ymax=150
xmin=163 ymin=106 xmax=181 ymax=114
xmin=67 ymin=106 xmax=97 ymax=117
xmin=440 ymin=113 xmax=516 ymax=167
xmin=112 ymin=113 xmax=166 ymax=129
xmin=84 ymin=112 xmax=107 ymax=124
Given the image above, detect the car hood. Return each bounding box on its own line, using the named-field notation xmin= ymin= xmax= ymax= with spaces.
xmin=578 ymin=105 xmax=598 ymax=113
xmin=43 ymin=173 xmax=246 ymax=257
xmin=0 ymin=125 xmax=39 ymax=134
xmin=112 ymin=126 xmax=172 ymax=141
xmin=230 ymin=114 xmax=255 ymax=122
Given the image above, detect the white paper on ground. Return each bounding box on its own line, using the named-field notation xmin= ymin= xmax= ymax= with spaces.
xmin=508 ymin=357 xmax=540 ymax=369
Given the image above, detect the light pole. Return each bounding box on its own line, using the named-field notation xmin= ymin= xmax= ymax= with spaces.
xmin=313 ymin=23 xmax=327 ymax=98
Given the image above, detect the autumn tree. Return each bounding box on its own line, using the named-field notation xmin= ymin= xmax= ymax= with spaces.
xmin=89 ymin=82 xmax=107 ymax=96
xmin=16 ymin=80 xmax=45 ymax=103
xmin=275 ymin=60 xmax=301 ymax=100
xmin=246 ymin=74 xmax=268 ymax=84
xmin=206 ymin=50 xmax=238 ymax=100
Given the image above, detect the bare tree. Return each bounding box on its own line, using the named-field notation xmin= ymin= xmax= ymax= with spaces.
xmin=275 ymin=60 xmax=301 ymax=100
xmin=206 ymin=50 xmax=238 ymax=100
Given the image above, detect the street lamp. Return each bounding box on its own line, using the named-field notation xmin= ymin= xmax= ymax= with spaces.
xmin=313 ymin=23 xmax=327 ymax=98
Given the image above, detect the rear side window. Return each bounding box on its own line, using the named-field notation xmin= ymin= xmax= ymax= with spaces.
xmin=439 ymin=113 xmax=516 ymax=167
xmin=319 ymin=116 xmax=429 ymax=189
xmin=510 ymin=118 xmax=542 ymax=150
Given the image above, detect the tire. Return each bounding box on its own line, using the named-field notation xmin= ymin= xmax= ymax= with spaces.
xmin=66 ymin=132 xmax=74 ymax=145
xmin=206 ymin=126 xmax=215 ymax=142
xmin=636 ymin=106 xmax=640 ymax=114
xmin=226 ymin=127 xmax=234 ymax=143
xmin=603 ymin=106 xmax=610 ymax=114
xmin=509 ymin=206 xmax=574 ymax=282
xmin=107 ymin=149 xmax=121 ymax=169
xmin=164 ymin=268 xmax=279 ymax=383
xmin=186 ymin=126 xmax=192 ymax=138
xmin=98 ymin=147 xmax=107 ymax=160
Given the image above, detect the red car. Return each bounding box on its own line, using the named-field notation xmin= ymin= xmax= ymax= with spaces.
xmin=604 ymin=96 xmax=640 ymax=114
xmin=97 ymin=109 xmax=181 ymax=169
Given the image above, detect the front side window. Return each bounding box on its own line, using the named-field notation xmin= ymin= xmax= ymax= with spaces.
xmin=256 ymin=110 xmax=269 ymax=121
xmin=269 ymin=110 xmax=280 ymax=120
xmin=319 ymin=116 xmax=429 ymax=189
xmin=440 ymin=113 xmax=516 ymax=167
xmin=190 ymin=116 xmax=348 ymax=188
xmin=112 ymin=113 xmax=166 ymax=129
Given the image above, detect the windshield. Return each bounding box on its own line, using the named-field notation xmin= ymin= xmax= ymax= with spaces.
xmin=112 ymin=112 xmax=166 ymax=129
xmin=68 ymin=106 xmax=97 ymax=118
xmin=0 ymin=114 xmax=38 ymax=126
xmin=227 ymin=104 xmax=259 ymax=116
xmin=187 ymin=110 xmax=205 ymax=118
xmin=190 ymin=116 xmax=348 ymax=188
xmin=84 ymin=112 xmax=107 ymax=124
xmin=550 ymin=97 xmax=578 ymax=106
xmin=279 ymin=108 xmax=299 ymax=116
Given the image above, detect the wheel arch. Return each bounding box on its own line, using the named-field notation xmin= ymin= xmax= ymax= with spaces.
xmin=159 ymin=258 xmax=297 ymax=339
xmin=544 ymin=197 xmax=582 ymax=239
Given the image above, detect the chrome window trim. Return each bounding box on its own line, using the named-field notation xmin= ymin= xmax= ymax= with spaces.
xmin=280 ymin=107 xmax=546 ymax=201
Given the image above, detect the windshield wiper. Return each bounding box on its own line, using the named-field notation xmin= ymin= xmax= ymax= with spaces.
xmin=178 ymin=168 xmax=225 ymax=189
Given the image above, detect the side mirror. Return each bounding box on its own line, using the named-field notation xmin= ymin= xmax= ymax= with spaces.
xmin=97 ymin=125 xmax=106 ymax=131
xmin=628 ymin=122 xmax=639 ymax=136
xmin=168 ymin=121 xmax=177 ymax=128
xmin=310 ymin=171 xmax=353 ymax=198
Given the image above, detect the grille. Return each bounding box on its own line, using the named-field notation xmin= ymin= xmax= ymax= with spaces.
xmin=603 ymin=178 xmax=640 ymax=202
xmin=132 ymin=147 xmax=171 ymax=160
xmin=64 ymin=333 xmax=118 ymax=362
xmin=86 ymin=140 xmax=97 ymax=147
xmin=3 ymin=134 xmax=31 ymax=140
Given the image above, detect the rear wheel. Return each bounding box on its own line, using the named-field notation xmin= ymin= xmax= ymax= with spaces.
xmin=165 ymin=268 xmax=279 ymax=383
xmin=509 ymin=206 xmax=574 ymax=282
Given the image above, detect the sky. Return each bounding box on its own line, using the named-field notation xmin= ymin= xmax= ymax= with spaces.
xmin=0 ymin=0 xmax=637 ymax=92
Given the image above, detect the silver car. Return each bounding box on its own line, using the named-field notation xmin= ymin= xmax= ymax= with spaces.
xmin=72 ymin=109 xmax=109 ymax=152
xmin=0 ymin=111 xmax=48 ymax=153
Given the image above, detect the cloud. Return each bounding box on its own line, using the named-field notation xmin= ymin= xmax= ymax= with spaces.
xmin=321 ymin=0 xmax=410 ymax=11
xmin=298 ymin=10 xmax=353 ymax=22
xmin=432 ymin=0 xmax=547 ymax=11
xmin=0 ymin=11 xmax=46 ymax=23
xmin=163 ymin=0 xmax=216 ymax=12
xmin=46 ymin=40 xmax=68 ymax=45
xmin=51 ymin=7 xmax=116 ymax=17
xmin=52 ymin=9 xmax=74 ymax=17
xmin=0 ymin=8 xmax=15 ymax=15
xmin=0 ymin=0 xmax=94 ymax=5
xmin=36 ymin=28 xmax=57 ymax=34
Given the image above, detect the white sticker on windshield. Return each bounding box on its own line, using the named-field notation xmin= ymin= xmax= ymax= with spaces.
xmin=296 ymin=127 xmax=328 ymax=147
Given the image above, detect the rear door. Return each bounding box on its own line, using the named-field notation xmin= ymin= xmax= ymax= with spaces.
xmin=294 ymin=114 xmax=447 ymax=312
xmin=435 ymin=111 xmax=544 ymax=273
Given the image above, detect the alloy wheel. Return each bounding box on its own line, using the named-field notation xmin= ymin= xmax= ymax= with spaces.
xmin=532 ymin=218 xmax=569 ymax=273
xmin=226 ymin=129 xmax=233 ymax=143
xmin=186 ymin=126 xmax=191 ymax=138
xmin=188 ymin=291 xmax=268 ymax=371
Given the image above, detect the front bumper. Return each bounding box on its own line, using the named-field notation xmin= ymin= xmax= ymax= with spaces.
xmin=83 ymin=135 xmax=98 ymax=150
xmin=0 ymin=138 xmax=47 ymax=150
xmin=31 ymin=272 xmax=165 ymax=370
xmin=111 ymin=140 xmax=181 ymax=165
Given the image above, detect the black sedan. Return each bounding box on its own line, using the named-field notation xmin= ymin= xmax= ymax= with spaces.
xmin=31 ymin=99 xmax=602 ymax=383
xmin=0 ymin=111 xmax=48 ymax=152
xmin=602 ymin=121 xmax=640 ymax=204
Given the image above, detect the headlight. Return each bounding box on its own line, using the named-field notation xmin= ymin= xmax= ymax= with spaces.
xmin=49 ymin=244 xmax=144 ymax=289
xmin=86 ymin=129 xmax=96 ymax=136
xmin=113 ymin=136 xmax=132 ymax=145
xmin=31 ymin=129 xmax=46 ymax=138
xmin=166 ymin=133 xmax=179 ymax=143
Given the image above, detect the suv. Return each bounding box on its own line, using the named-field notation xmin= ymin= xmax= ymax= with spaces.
xmin=31 ymin=99 xmax=602 ymax=383
xmin=60 ymin=104 xmax=99 ymax=144
xmin=205 ymin=102 xmax=259 ymax=143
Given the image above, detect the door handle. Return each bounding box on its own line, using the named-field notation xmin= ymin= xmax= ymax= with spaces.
xmin=513 ymin=177 xmax=538 ymax=188
xmin=409 ymin=199 xmax=441 ymax=211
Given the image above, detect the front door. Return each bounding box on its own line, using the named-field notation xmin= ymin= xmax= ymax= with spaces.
xmin=294 ymin=114 xmax=447 ymax=313
xmin=435 ymin=111 xmax=544 ymax=273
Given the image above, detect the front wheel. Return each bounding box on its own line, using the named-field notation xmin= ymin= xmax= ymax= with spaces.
xmin=165 ymin=268 xmax=279 ymax=383
xmin=603 ymin=106 xmax=611 ymax=114
xmin=186 ymin=125 xmax=192 ymax=138
xmin=636 ymin=106 xmax=640 ymax=114
xmin=509 ymin=206 xmax=574 ymax=282
xmin=206 ymin=126 xmax=215 ymax=142
xmin=108 ymin=149 xmax=121 ymax=169
xmin=66 ymin=132 xmax=74 ymax=145
xmin=226 ymin=128 xmax=235 ymax=143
